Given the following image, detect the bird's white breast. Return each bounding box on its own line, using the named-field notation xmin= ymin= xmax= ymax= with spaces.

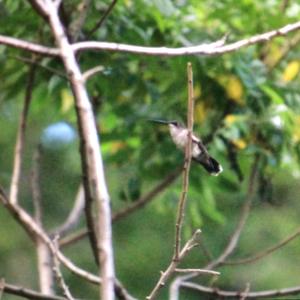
xmin=169 ymin=124 xmax=202 ymax=157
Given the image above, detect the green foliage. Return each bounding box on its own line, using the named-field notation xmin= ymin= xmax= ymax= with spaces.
xmin=1 ymin=0 xmax=300 ymax=299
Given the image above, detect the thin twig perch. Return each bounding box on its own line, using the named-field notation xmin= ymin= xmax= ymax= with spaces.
xmin=174 ymin=62 xmax=194 ymax=260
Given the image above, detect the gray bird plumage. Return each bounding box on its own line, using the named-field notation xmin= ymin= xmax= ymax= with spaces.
xmin=151 ymin=119 xmax=223 ymax=176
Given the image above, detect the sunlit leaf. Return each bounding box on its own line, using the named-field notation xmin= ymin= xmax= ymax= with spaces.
xmin=61 ymin=89 xmax=74 ymax=113
xmin=282 ymin=60 xmax=300 ymax=82
xmin=260 ymin=84 xmax=284 ymax=104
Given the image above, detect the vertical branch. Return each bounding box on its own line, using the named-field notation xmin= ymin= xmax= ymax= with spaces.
xmin=10 ymin=63 xmax=37 ymax=204
xmin=31 ymin=144 xmax=54 ymax=295
xmin=42 ymin=1 xmax=115 ymax=299
xmin=174 ymin=62 xmax=194 ymax=260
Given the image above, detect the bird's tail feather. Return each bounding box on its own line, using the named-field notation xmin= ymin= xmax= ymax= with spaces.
xmin=193 ymin=155 xmax=223 ymax=176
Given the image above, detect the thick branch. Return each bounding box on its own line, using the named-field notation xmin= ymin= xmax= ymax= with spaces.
xmin=40 ymin=1 xmax=115 ymax=298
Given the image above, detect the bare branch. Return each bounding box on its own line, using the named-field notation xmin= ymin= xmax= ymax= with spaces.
xmin=169 ymin=155 xmax=260 ymax=299
xmin=30 ymin=1 xmax=116 ymax=298
xmin=53 ymin=237 xmax=75 ymax=300
xmin=10 ymin=63 xmax=37 ymax=204
xmin=268 ymin=31 xmax=300 ymax=71
xmin=240 ymin=283 xmax=250 ymax=300
xmin=26 ymin=0 xmax=48 ymax=21
xmin=2 ymin=21 xmax=300 ymax=57
xmin=54 ymin=0 xmax=63 ymax=9
xmin=174 ymin=62 xmax=194 ymax=260
xmin=31 ymin=145 xmax=55 ymax=295
xmin=87 ymin=0 xmax=118 ymax=36
xmin=180 ymin=282 xmax=300 ymax=299
xmin=0 ymin=34 xmax=59 ymax=56
xmin=3 ymin=280 xmax=67 ymax=300
xmin=146 ymin=229 xmax=201 ymax=300
xmin=59 ymin=228 xmax=87 ymax=248
xmin=53 ymin=184 xmax=85 ymax=237
xmin=175 ymin=268 xmax=220 ymax=276
xmin=224 ymin=226 xmax=300 ymax=266
xmin=0 ymin=187 xmax=137 ymax=300
xmin=0 ymin=186 xmax=101 ymax=285
xmin=82 ymin=66 xmax=104 ymax=82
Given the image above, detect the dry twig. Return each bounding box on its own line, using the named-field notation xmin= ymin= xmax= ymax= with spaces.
xmin=224 ymin=226 xmax=300 ymax=266
xmin=53 ymin=184 xmax=85 ymax=237
xmin=53 ymin=237 xmax=75 ymax=300
xmin=1 ymin=280 xmax=67 ymax=300
xmin=10 ymin=63 xmax=37 ymax=204
xmin=87 ymin=0 xmax=118 ymax=36
xmin=180 ymin=281 xmax=300 ymax=299
xmin=146 ymin=229 xmax=201 ymax=300
xmin=174 ymin=62 xmax=194 ymax=260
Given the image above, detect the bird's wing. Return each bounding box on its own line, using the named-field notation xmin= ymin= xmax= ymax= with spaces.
xmin=195 ymin=138 xmax=209 ymax=155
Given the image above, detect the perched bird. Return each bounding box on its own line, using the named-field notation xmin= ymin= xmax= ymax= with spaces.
xmin=151 ymin=119 xmax=223 ymax=176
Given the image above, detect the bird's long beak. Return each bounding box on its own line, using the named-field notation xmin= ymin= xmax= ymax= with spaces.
xmin=148 ymin=119 xmax=171 ymax=125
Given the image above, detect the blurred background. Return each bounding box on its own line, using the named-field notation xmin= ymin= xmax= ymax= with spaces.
xmin=1 ymin=0 xmax=300 ymax=299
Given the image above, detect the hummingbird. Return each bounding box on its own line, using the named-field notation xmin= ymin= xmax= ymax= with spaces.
xmin=151 ymin=119 xmax=223 ymax=176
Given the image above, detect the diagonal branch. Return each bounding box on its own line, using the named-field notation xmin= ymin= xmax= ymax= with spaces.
xmin=0 ymin=186 xmax=136 ymax=300
xmin=0 ymin=186 xmax=101 ymax=285
xmin=52 ymin=184 xmax=85 ymax=237
xmin=223 ymin=226 xmax=300 ymax=266
xmin=206 ymin=154 xmax=260 ymax=269
xmin=87 ymin=0 xmax=118 ymax=36
xmin=180 ymin=281 xmax=300 ymax=299
xmin=113 ymin=167 xmax=182 ymax=222
xmin=3 ymin=281 xmax=67 ymax=300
